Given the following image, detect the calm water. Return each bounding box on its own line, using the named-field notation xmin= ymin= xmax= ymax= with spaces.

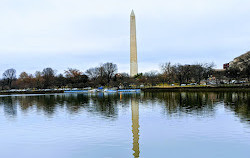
xmin=0 ymin=92 xmax=250 ymax=158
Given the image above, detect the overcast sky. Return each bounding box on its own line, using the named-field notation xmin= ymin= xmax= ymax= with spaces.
xmin=1 ymin=0 xmax=250 ymax=76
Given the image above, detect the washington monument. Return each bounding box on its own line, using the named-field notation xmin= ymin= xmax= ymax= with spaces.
xmin=130 ymin=10 xmax=138 ymax=77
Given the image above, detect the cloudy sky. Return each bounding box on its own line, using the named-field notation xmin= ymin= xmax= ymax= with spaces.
xmin=0 ymin=0 xmax=250 ymax=76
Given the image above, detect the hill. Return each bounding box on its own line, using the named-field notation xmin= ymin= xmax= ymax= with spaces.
xmin=229 ymin=51 xmax=250 ymax=70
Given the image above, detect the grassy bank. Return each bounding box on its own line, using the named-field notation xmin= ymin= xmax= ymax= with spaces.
xmin=141 ymin=86 xmax=250 ymax=92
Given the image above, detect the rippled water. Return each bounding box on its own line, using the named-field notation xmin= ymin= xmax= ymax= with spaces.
xmin=0 ymin=92 xmax=250 ymax=158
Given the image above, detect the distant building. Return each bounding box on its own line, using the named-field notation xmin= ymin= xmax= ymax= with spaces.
xmin=115 ymin=73 xmax=122 ymax=78
xmin=223 ymin=63 xmax=229 ymax=69
xmin=214 ymin=69 xmax=226 ymax=72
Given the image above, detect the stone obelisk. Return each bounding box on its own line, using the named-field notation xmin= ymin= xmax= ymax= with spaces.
xmin=130 ymin=10 xmax=138 ymax=77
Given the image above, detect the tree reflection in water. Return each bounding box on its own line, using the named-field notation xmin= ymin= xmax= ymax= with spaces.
xmin=1 ymin=96 xmax=17 ymax=118
xmin=0 ymin=92 xmax=249 ymax=122
xmin=223 ymin=92 xmax=250 ymax=123
xmin=0 ymin=92 xmax=248 ymax=118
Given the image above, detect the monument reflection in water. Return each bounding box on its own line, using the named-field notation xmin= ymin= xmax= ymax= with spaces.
xmin=131 ymin=99 xmax=140 ymax=157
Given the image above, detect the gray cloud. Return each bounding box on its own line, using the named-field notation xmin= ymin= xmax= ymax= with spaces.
xmin=0 ymin=0 xmax=250 ymax=76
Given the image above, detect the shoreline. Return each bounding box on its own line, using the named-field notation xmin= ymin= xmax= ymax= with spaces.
xmin=0 ymin=86 xmax=250 ymax=95
xmin=0 ymin=90 xmax=64 ymax=95
xmin=141 ymin=86 xmax=250 ymax=92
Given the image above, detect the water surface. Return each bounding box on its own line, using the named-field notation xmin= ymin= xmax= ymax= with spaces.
xmin=0 ymin=92 xmax=249 ymax=158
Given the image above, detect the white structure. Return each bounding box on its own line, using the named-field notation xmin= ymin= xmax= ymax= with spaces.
xmin=130 ymin=10 xmax=138 ymax=77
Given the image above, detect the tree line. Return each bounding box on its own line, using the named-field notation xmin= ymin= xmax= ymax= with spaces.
xmin=0 ymin=62 xmax=120 ymax=90
xmin=1 ymin=61 xmax=249 ymax=90
xmin=159 ymin=62 xmax=215 ymax=86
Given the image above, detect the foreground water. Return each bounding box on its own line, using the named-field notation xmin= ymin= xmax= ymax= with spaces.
xmin=0 ymin=92 xmax=249 ymax=158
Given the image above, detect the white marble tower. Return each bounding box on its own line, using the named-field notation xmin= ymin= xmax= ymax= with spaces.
xmin=130 ymin=10 xmax=138 ymax=77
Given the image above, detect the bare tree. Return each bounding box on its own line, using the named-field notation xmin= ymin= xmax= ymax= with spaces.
xmin=34 ymin=71 xmax=44 ymax=89
xmin=102 ymin=62 xmax=118 ymax=87
xmin=64 ymin=68 xmax=83 ymax=78
xmin=2 ymin=68 xmax=16 ymax=89
xmin=64 ymin=68 xmax=88 ymax=88
xmin=85 ymin=65 xmax=109 ymax=87
xmin=42 ymin=68 xmax=56 ymax=88
xmin=161 ymin=62 xmax=173 ymax=85
xmin=144 ymin=71 xmax=159 ymax=86
xmin=55 ymin=74 xmax=66 ymax=87
xmin=191 ymin=64 xmax=204 ymax=84
xmin=85 ymin=67 xmax=99 ymax=80
xmin=203 ymin=63 xmax=215 ymax=84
